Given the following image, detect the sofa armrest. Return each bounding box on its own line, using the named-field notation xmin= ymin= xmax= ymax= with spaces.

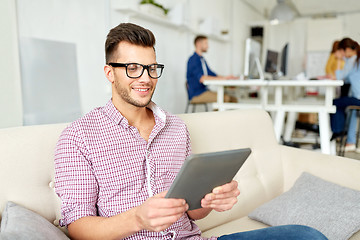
xmin=280 ymin=145 xmax=360 ymax=191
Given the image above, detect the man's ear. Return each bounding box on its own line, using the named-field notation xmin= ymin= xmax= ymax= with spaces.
xmin=104 ymin=65 xmax=114 ymax=83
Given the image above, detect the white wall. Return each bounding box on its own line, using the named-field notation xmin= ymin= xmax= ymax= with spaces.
xmin=340 ymin=12 xmax=360 ymax=43
xmin=16 ymin=0 xmax=110 ymax=116
xmin=0 ymin=0 xmax=23 ymax=128
xmin=6 ymin=1 xmax=360 ymax=128
xmin=306 ymin=18 xmax=343 ymax=52
xmin=0 ymin=0 xmax=265 ymax=128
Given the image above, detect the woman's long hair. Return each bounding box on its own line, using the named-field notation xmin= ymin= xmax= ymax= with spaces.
xmin=331 ymin=40 xmax=339 ymax=53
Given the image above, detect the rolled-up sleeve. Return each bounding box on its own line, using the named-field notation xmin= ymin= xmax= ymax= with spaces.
xmin=54 ymin=126 xmax=98 ymax=227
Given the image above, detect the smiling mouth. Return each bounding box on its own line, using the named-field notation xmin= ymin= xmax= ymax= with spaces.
xmin=133 ymin=87 xmax=150 ymax=92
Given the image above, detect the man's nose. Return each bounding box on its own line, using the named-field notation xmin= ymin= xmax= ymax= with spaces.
xmin=138 ymin=69 xmax=151 ymax=82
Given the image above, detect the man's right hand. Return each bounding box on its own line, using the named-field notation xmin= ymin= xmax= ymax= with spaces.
xmin=134 ymin=191 xmax=188 ymax=232
xmin=67 ymin=191 xmax=188 ymax=240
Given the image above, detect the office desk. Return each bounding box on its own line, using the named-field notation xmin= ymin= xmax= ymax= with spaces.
xmin=203 ymin=79 xmax=344 ymax=155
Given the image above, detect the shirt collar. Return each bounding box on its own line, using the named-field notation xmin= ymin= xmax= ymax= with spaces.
xmin=102 ymin=99 xmax=167 ymax=127
xmin=102 ymin=99 xmax=124 ymax=125
xmin=194 ymin=52 xmax=203 ymax=59
xmin=346 ymin=55 xmax=357 ymax=63
xmin=147 ymin=101 xmax=166 ymax=123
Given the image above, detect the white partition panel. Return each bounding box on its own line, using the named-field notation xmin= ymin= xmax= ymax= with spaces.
xmin=19 ymin=38 xmax=82 ymax=125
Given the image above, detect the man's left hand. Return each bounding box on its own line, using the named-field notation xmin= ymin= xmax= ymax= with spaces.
xmin=200 ymin=180 xmax=240 ymax=212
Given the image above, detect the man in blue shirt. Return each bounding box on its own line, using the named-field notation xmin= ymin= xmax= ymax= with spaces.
xmin=186 ymin=35 xmax=238 ymax=103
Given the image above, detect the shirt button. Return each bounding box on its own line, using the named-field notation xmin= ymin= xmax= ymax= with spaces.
xmin=49 ymin=181 xmax=55 ymax=188
xmin=53 ymin=219 xmax=60 ymax=226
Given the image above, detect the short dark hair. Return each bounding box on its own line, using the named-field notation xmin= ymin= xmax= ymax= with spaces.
xmin=105 ymin=23 xmax=156 ymax=63
xmin=194 ymin=35 xmax=207 ymax=45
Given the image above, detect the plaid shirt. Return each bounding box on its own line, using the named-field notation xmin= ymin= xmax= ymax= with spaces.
xmin=54 ymin=100 xmax=216 ymax=240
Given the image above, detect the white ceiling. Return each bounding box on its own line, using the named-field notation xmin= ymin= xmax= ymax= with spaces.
xmin=242 ymin=0 xmax=360 ymax=18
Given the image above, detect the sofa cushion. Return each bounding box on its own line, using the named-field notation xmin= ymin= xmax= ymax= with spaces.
xmin=248 ymin=172 xmax=360 ymax=240
xmin=0 ymin=201 xmax=69 ymax=240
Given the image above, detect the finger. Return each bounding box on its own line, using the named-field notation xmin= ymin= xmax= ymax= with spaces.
xmin=149 ymin=193 xmax=187 ymax=209
xmin=201 ymin=200 xmax=234 ymax=210
xmin=156 ymin=190 xmax=188 ymax=207
xmin=154 ymin=198 xmax=187 ymax=209
xmin=203 ymin=196 xmax=238 ymax=206
xmin=201 ymin=198 xmax=238 ymax=211
xmin=205 ymin=188 xmax=240 ymax=201
xmin=217 ymin=188 xmax=240 ymax=199
xmin=152 ymin=204 xmax=189 ymax=218
xmin=211 ymin=203 xmax=236 ymax=212
xmin=213 ymin=180 xmax=238 ymax=194
xmin=201 ymin=189 xmax=239 ymax=210
xmin=145 ymin=202 xmax=188 ymax=219
xmin=147 ymin=213 xmax=184 ymax=232
xmin=153 ymin=191 xmax=168 ymax=198
xmin=203 ymin=190 xmax=240 ymax=203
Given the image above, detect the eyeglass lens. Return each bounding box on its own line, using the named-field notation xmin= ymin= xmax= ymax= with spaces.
xmin=127 ymin=64 xmax=163 ymax=79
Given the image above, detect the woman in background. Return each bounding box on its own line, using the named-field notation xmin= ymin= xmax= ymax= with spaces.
xmin=325 ymin=40 xmax=344 ymax=79
xmin=330 ymin=37 xmax=360 ymax=152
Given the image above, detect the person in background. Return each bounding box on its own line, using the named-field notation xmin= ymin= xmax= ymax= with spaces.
xmin=186 ymin=35 xmax=237 ymax=104
xmin=330 ymin=37 xmax=360 ymax=152
xmin=55 ymin=23 xmax=328 ymax=240
xmin=325 ymin=40 xmax=344 ymax=79
xmin=336 ymin=38 xmax=358 ymax=97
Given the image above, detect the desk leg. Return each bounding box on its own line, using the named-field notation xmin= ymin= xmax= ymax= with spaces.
xmin=330 ymin=140 xmax=336 ymax=155
xmin=318 ymin=110 xmax=333 ymax=155
xmin=274 ymin=110 xmax=285 ymax=142
xmin=283 ymin=112 xmax=297 ymax=142
xmin=273 ymin=86 xmax=284 ymax=142
xmin=260 ymin=86 xmax=268 ymax=107
xmin=217 ymin=86 xmax=225 ymax=111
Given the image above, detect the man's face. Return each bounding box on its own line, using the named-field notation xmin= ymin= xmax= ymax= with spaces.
xmin=107 ymin=42 xmax=158 ymax=108
xmin=198 ymin=39 xmax=209 ymax=53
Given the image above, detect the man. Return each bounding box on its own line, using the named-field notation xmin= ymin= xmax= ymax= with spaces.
xmin=186 ymin=35 xmax=237 ymax=103
xmin=55 ymin=23 xmax=327 ymax=240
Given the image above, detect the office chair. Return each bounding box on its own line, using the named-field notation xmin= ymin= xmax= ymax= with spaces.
xmin=185 ymin=82 xmax=208 ymax=113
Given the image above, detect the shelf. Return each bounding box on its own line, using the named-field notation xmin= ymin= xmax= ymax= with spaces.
xmin=203 ymin=33 xmax=229 ymax=42
xmin=114 ymin=7 xmax=190 ymax=30
xmin=112 ymin=6 xmax=229 ymax=42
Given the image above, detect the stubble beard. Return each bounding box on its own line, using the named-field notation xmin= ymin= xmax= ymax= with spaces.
xmin=115 ymin=80 xmax=155 ymax=108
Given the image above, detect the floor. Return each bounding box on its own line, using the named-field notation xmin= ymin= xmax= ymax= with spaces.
xmin=288 ymin=129 xmax=360 ymax=160
xmin=344 ymin=150 xmax=360 ymax=160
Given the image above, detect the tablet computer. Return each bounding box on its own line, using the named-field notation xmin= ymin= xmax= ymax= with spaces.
xmin=165 ymin=148 xmax=251 ymax=210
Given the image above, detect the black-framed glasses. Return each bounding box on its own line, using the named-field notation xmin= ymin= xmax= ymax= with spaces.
xmin=108 ymin=62 xmax=164 ymax=79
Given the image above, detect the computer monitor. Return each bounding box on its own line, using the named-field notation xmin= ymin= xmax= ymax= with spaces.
xmin=265 ymin=50 xmax=279 ymax=74
xmin=280 ymin=43 xmax=289 ymax=76
xmin=244 ymin=38 xmax=262 ymax=79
